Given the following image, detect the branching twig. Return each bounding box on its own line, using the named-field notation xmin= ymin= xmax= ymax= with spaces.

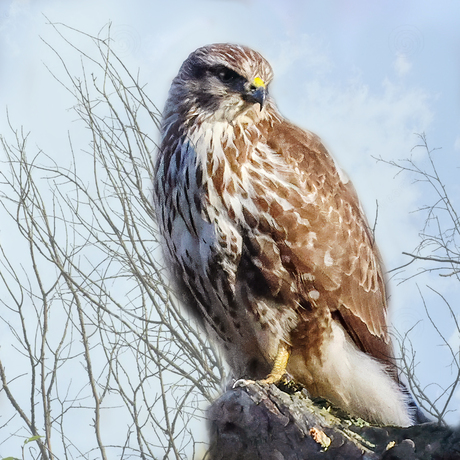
xmin=0 ymin=21 xmax=224 ymax=459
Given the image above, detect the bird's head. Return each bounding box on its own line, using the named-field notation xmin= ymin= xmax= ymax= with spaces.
xmin=166 ymin=43 xmax=274 ymax=124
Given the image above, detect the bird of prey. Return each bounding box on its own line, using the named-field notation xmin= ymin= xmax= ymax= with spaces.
xmin=153 ymin=43 xmax=413 ymax=426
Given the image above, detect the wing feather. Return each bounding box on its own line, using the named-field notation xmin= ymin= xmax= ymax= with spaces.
xmin=245 ymin=117 xmax=394 ymax=363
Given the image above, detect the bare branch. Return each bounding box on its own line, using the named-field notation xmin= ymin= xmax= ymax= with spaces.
xmin=383 ymin=133 xmax=460 ymax=426
xmin=0 ymin=21 xmax=224 ymax=459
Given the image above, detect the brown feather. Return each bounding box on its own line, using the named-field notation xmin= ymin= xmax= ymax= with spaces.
xmin=255 ymin=116 xmax=392 ymax=358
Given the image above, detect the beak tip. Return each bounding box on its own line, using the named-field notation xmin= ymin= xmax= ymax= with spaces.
xmin=251 ymin=86 xmax=266 ymax=110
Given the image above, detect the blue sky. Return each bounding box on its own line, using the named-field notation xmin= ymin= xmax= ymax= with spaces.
xmin=1 ymin=0 xmax=459 ymax=447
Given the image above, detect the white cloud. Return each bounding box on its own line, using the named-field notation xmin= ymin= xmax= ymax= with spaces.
xmin=393 ymin=51 xmax=412 ymax=77
xmin=454 ymin=136 xmax=460 ymax=151
xmin=8 ymin=0 xmax=30 ymax=16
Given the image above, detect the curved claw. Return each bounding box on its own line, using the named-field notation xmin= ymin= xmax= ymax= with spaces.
xmin=232 ymin=378 xmax=255 ymax=389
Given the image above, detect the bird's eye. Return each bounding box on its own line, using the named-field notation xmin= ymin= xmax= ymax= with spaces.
xmin=215 ymin=67 xmax=240 ymax=84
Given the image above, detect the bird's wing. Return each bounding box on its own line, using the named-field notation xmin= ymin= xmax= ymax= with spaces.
xmin=241 ymin=117 xmax=394 ymax=365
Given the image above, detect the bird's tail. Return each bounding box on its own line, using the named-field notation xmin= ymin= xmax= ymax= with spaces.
xmin=400 ymin=382 xmax=432 ymax=424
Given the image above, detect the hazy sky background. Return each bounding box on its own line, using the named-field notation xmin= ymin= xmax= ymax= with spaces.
xmin=1 ymin=0 xmax=459 ymax=450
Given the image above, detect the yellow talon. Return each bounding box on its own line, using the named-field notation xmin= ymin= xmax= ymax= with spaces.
xmin=260 ymin=341 xmax=291 ymax=385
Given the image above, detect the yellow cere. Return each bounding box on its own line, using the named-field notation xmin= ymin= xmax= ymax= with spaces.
xmin=252 ymin=77 xmax=265 ymax=88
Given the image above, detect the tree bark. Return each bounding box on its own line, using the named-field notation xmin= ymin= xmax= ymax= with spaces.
xmin=207 ymin=382 xmax=460 ymax=459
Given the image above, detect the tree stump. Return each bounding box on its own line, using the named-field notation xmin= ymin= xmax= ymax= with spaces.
xmin=207 ymin=382 xmax=460 ymax=459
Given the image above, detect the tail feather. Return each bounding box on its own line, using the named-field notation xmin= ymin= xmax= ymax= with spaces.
xmin=400 ymin=382 xmax=432 ymax=424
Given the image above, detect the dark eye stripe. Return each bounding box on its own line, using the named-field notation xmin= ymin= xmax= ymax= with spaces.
xmin=188 ymin=60 xmax=247 ymax=86
xmin=210 ymin=65 xmax=248 ymax=94
xmin=214 ymin=66 xmax=241 ymax=84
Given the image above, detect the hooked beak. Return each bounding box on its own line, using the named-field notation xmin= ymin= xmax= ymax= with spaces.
xmin=244 ymin=77 xmax=267 ymax=110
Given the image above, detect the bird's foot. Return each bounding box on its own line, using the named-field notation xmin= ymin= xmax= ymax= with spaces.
xmin=259 ymin=372 xmax=289 ymax=386
xmin=233 ymin=342 xmax=292 ymax=389
xmin=232 ymin=377 xmax=278 ymax=389
xmin=232 ymin=378 xmax=255 ymax=389
xmin=232 ymin=373 xmax=290 ymax=389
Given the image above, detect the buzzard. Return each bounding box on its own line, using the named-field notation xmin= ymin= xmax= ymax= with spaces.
xmin=154 ymin=43 xmax=413 ymax=426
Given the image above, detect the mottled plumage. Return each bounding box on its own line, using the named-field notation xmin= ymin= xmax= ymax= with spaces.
xmin=154 ymin=43 xmax=413 ymax=426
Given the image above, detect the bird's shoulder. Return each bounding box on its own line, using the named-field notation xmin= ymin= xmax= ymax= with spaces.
xmin=262 ymin=117 xmax=336 ymax=173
